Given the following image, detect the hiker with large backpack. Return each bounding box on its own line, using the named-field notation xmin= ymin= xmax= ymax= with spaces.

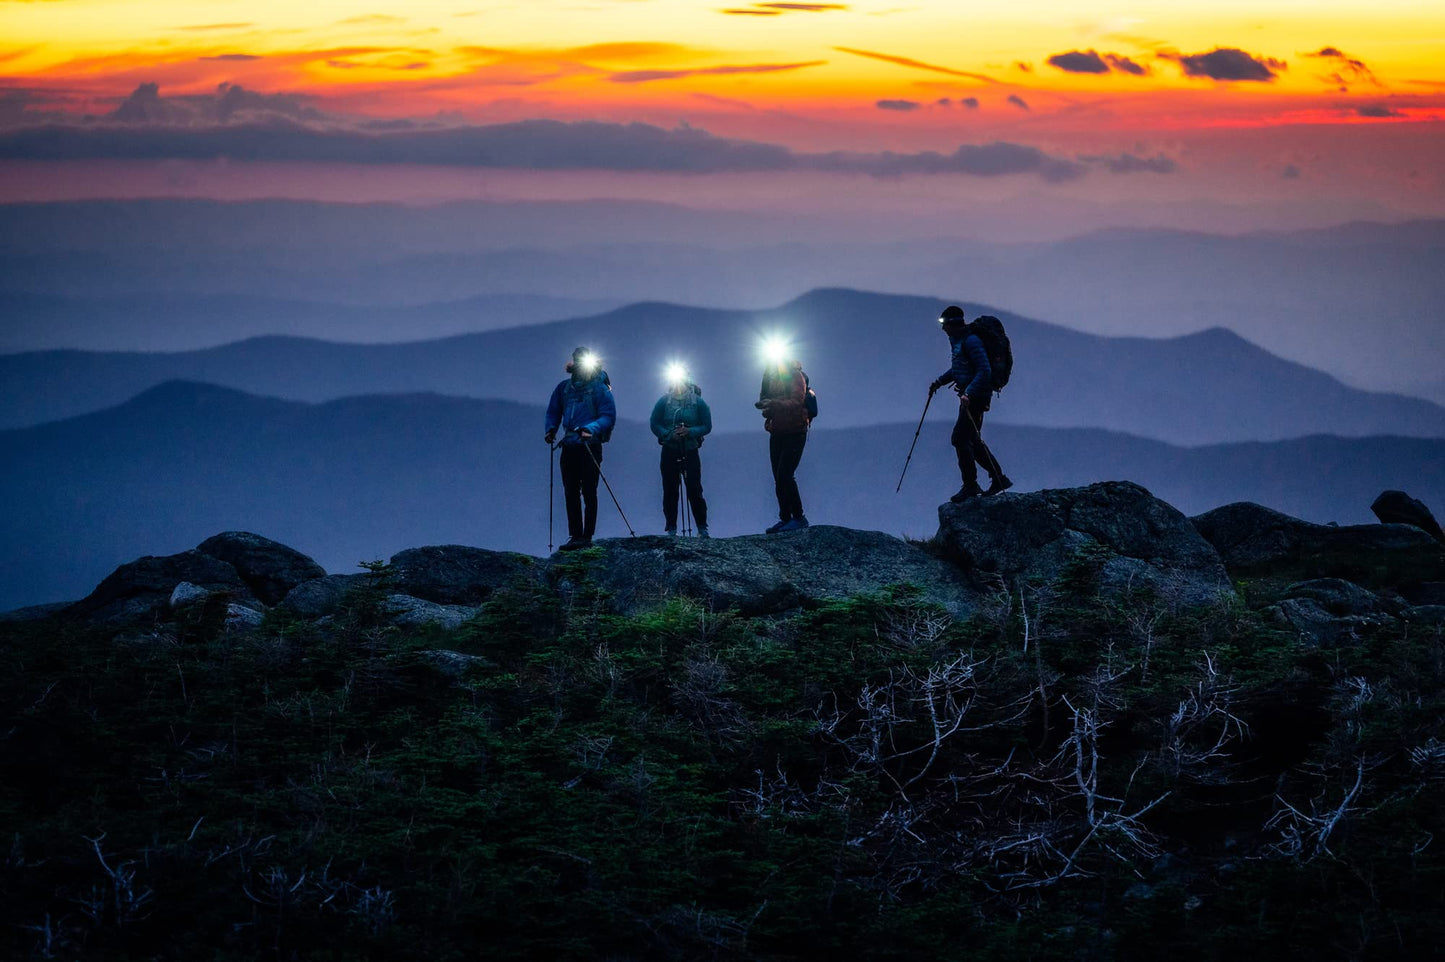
xmin=649 ymin=364 xmax=712 ymax=537
xmin=929 ymin=306 xmax=1012 ymax=502
xmin=755 ymin=341 xmax=814 ymax=532
xmin=544 ymin=346 xmax=618 ymax=551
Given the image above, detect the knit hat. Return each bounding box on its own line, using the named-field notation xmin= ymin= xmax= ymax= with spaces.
xmin=938 ymin=305 xmax=966 ymax=324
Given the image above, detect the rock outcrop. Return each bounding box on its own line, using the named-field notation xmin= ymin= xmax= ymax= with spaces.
xmin=387 ymin=545 xmax=538 ymax=606
xmin=1191 ymin=501 xmax=1445 ymax=597
xmin=66 ymin=549 xmax=254 ymax=623
xmin=1371 ymin=490 xmax=1445 ymax=544
xmin=551 ymin=526 xmax=976 ymax=617
xmin=196 ymin=532 xmax=327 ymax=605
xmin=64 ymin=532 xmax=327 ymax=624
xmin=936 ymin=481 xmax=1230 ymax=604
xmin=280 ymin=574 xmax=367 ymax=618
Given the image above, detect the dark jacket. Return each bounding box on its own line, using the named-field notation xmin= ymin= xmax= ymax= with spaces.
xmin=759 ymin=362 xmax=809 ymax=435
xmin=545 ymin=371 xmax=616 ymax=444
xmin=936 ymin=331 xmax=992 ymax=402
xmin=650 ymin=384 xmax=712 ymax=454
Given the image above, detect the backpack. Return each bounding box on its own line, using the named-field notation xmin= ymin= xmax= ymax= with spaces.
xmin=969 ymin=316 xmax=1013 ymax=394
xmin=802 ymin=370 xmax=819 ymax=420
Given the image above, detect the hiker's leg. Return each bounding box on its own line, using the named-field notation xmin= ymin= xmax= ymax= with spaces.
xmin=683 ymin=450 xmax=708 ymax=528
xmin=559 ymin=445 xmax=586 ymax=538
xmin=660 ymin=450 xmax=681 ymax=530
xmin=581 ymin=443 xmax=602 ymax=538
xmin=776 ymin=433 xmax=807 ymax=520
xmin=950 ymin=403 xmax=981 ymax=487
xmin=769 ymin=434 xmax=789 ymax=522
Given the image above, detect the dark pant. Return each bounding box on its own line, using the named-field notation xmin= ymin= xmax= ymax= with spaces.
xmin=769 ymin=432 xmax=807 ymax=522
xmin=559 ymin=443 xmax=603 ymax=539
xmin=950 ymin=398 xmax=1003 ymax=487
xmin=661 ymin=449 xmax=708 ymax=530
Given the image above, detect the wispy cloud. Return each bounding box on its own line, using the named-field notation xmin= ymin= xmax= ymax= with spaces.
xmin=1303 ymin=47 xmax=1382 ymax=90
xmin=875 ymin=99 xmax=920 ymax=110
xmin=1355 ymin=103 xmax=1403 ymax=118
xmin=1007 ymin=94 xmax=1030 ymax=110
xmin=177 ymin=23 xmax=254 ymax=32
xmin=834 ymin=47 xmax=1002 ymax=84
xmin=721 ymin=2 xmax=846 ymax=12
xmin=610 ymin=61 xmax=825 ymax=83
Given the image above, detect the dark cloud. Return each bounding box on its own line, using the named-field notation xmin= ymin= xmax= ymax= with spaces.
xmin=1006 ymin=94 xmax=1030 ymax=111
xmin=1303 ymin=47 xmax=1380 ymax=88
xmin=1282 ymin=164 xmax=1301 ymax=179
xmin=834 ymin=47 xmax=1002 ymax=83
xmin=1168 ymin=47 xmax=1285 ymax=82
xmin=0 ymin=102 xmax=1088 ymax=182
xmin=106 ymin=82 xmax=326 ymax=126
xmin=876 ymin=99 xmax=921 ymax=111
xmin=1014 ymin=61 xmax=1033 ymax=73
xmin=756 ymin=2 xmax=847 ymax=8
xmin=1080 ymin=151 xmax=1178 ymax=174
xmin=1048 ymin=50 xmax=1109 ymax=74
xmin=935 ymin=97 xmax=951 ymax=106
xmin=961 ymin=96 xmax=979 ymax=108
xmin=200 ymin=54 xmax=262 ymax=62
xmin=1106 ymin=54 xmax=1147 ymax=76
xmin=720 ymin=8 xmax=782 ymax=13
xmin=1355 ymin=104 xmax=1403 ymax=118
xmin=610 ymin=60 xmax=824 ymax=83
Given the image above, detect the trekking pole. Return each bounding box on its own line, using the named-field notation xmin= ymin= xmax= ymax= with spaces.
xmin=548 ymin=441 xmax=556 ymax=552
xmin=895 ymin=390 xmax=934 ymax=493
xmin=578 ymin=433 xmax=636 ymax=537
xmin=677 ymin=458 xmax=692 ymax=536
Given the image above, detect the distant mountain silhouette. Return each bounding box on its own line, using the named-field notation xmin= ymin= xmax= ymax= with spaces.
xmin=2 ymin=289 xmax=1440 ymax=445
xmin=3 ymin=380 xmax=1440 ymax=611
xmin=4 ymin=200 xmax=1440 ymax=400
xmin=0 ymin=290 xmax=622 ymax=353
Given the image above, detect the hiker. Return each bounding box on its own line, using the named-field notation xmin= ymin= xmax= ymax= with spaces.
xmin=544 ymin=347 xmax=617 ymax=551
xmin=649 ymin=365 xmax=712 ymax=537
xmin=929 ymin=306 xmax=1012 ymax=502
xmin=755 ymin=341 xmax=811 ymax=532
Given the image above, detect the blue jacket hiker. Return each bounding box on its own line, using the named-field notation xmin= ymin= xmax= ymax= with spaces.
xmin=929 ymin=306 xmax=1011 ymax=503
xmin=545 ymin=347 xmax=617 ymax=550
xmin=649 ymin=380 xmax=712 ymax=536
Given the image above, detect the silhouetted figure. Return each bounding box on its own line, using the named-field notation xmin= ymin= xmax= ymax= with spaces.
xmin=757 ymin=356 xmax=811 ymax=532
xmin=930 ymin=305 xmax=1011 ymax=502
xmin=545 ymin=347 xmax=616 ymax=551
xmin=650 ymin=374 xmax=712 ymax=537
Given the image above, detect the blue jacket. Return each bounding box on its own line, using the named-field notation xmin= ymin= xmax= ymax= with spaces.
xmin=937 ymin=332 xmax=992 ymax=401
xmin=546 ymin=371 xmax=616 ymax=444
xmin=649 ymin=384 xmax=712 ymax=453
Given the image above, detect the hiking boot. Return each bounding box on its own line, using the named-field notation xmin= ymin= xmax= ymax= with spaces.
xmin=779 ymin=516 xmax=811 ymax=531
xmin=696 ymin=527 xmax=710 ymax=539
xmin=949 ymin=484 xmax=983 ymax=504
xmin=559 ymin=536 xmax=592 ymax=552
xmin=765 ymin=519 xmax=789 ymax=534
xmin=985 ymin=474 xmax=1013 ymax=496
xmin=664 ymin=527 xmax=677 ymax=536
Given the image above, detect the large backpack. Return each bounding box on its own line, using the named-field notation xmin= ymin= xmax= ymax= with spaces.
xmin=969 ymin=316 xmax=1013 ymax=394
xmin=802 ymin=370 xmax=819 ymax=421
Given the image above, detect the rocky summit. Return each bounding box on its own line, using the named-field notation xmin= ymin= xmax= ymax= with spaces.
xmin=19 ymin=482 xmax=1445 ymax=638
xmin=5 ymin=481 xmax=1445 ymax=960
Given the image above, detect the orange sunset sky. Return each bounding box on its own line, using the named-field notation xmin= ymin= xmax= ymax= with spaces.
xmin=2 ymin=0 xmax=1442 ymax=225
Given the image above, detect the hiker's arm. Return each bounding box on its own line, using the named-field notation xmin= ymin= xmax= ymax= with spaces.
xmin=649 ymin=397 xmax=669 ymax=442
xmin=963 ymin=335 xmax=992 ymax=399
xmin=692 ymin=398 xmax=713 ymax=440
xmin=544 ymin=383 xmax=564 ymax=436
xmin=586 ymin=386 xmax=617 ymax=437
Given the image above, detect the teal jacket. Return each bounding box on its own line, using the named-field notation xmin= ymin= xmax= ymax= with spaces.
xmin=649 ymin=384 xmax=712 ymax=454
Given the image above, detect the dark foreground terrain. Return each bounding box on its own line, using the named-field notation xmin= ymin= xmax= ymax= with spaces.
xmin=3 ymin=484 xmax=1443 ymax=960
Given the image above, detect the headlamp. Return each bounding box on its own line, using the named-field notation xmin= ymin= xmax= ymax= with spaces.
xmin=577 ymin=352 xmax=599 ymax=374
xmin=761 ymin=335 xmax=791 ymax=366
xmin=665 ymin=362 xmax=689 ymax=386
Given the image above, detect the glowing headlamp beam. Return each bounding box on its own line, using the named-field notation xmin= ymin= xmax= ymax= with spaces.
xmin=577 ymin=352 xmax=599 ymax=373
xmin=760 ymin=336 xmax=791 ymax=366
xmin=665 ymin=362 xmax=689 ymax=385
